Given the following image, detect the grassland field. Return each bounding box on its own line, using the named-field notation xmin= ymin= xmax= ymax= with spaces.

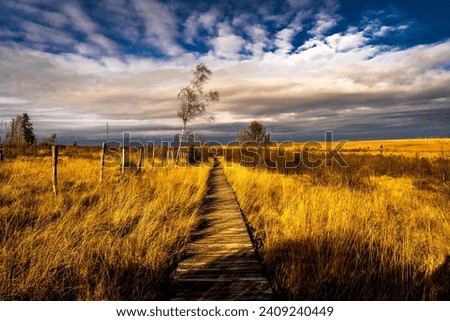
xmin=0 ymin=138 xmax=449 ymax=300
xmin=0 ymin=156 xmax=209 ymax=300
xmin=291 ymin=138 xmax=450 ymax=159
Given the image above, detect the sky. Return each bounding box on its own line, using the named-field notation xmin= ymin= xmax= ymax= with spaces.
xmin=0 ymin=0 xmax=449 ymax=144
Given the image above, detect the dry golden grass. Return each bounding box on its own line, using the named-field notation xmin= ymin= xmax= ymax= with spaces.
xmin=0 ymin=156 xmax=209 ymax=300
xmin=224 ymin=162 xmax=450 ymax=300
xmin=290 ymin=138 xmax=450 ymax=159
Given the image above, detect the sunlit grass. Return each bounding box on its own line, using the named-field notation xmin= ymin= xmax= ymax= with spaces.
xmin=0 ymin=157 xmax=209 ymax=300
xmin=2 ymin=142 xmax=449 ymax=301
xmin=224 ymin=163 xmax=450 ymax=300
xmin=289 ymin=138 xmax=450 ymax=159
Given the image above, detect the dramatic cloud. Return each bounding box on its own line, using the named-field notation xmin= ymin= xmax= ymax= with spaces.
xmin=0 ymin=0 xmax=449 ymax=143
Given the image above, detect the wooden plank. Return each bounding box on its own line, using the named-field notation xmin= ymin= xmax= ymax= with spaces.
xmin=170 ymin=164 xmax=273 ymax=301
xmin=175 ymin=265 xmax=267 ymax=273
xmin=173 ymin=280 xmax=272 ymax=289
xmin=189 ymin=239 xmax=251 ymax=245
xmin=183 ymin=243 xmax=255 ymax=250
xmin=177 ymin=259 xmax=261 ymax=267
xmin=174 ymin=290 xmax=273 ymax=297
xmin=183 ymin=248 xmax=255 ymax=255
xmin=172 ymin=285 xmax=273 ymax=300
xmin=175 ymin=274 xmax=269 ymax=281
xmin=173 ymin=285 xmax=274 ymax=294
xmin=191 ymin=231 xmax=251 ymax=237
xmin=174 ymin=276 xmax=270 ymax=281
xmin=177 ymin=263 xmax=262 ymax=270
xmin=173 ymin=292 xmax=273 ymax=299
xmin=191 ymin=227 xmax=249 ymax=234
xmin=176 ymin=266 xmax=263 ymax=272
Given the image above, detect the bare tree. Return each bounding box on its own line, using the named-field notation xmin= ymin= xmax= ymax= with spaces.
xmin=0 ymin=120 xmax=6 ymax=144
xmin=237 ymin=120 xmax=267 ymax=143
xmin=41 ymin=133 xmax=57 ymax=146
xmin=4 ymin=113 xmax=36 ymax=155
xmin=176 ymin=63 xmax=219 ymax=165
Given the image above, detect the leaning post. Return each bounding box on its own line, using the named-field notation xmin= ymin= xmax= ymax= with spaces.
xmin=137 ymin=147 xmax=143 ymax=172
xmin=100 ymin=142 xmax=106 ymax=182
xmin=52 ymin=145 xmax=58 ymax=195
xmin=121 ymin=147 xmax=126 ymax=175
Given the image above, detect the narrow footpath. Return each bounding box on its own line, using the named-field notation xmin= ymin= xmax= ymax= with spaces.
xmin=171 ymin=161 xmax=273 ymax=300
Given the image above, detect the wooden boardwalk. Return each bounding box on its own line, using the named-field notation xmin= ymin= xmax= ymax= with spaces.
xmin=171 ymin=161 xmax=273 ymax=300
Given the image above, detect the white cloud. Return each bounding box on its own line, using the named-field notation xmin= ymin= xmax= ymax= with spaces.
xmin=0 ymin=28 xmax=18 ymax=38
xmin=88 ymin=34 xmax=118 ymax=54
xmin=199 ymin=9 xmax=221 ymax=29
xmin=326 ymin=31 xmax=368 ymax=52
xmin=210 ymin=22 xmax=246 ymax=59
xmin=184 ymin=9 xmax=221 ymax=44
xmin=307 ymin=0 xmax=341 ymax=36
xmin=244 ymin=25 xmax=268 ymax=57
xmin=21 ymin=20 xmax=75 ymax=46
xmin=131 ymin=0 xmax=183 ymax=56
xmin=211 ymin=34 xmax=246 ymax=59
xmin=275 ymin=28 xmax=296 ymax=55
xmin=287 ymin=0 xmax=311 ymax=8
xmin=98 ymin=0 xmax=141 ymax=44
xmin=184 ymin=13 xmax=201 ymax=44
xmin=310 ymin=12 xmax=338 ymax=36
xmin=5 ymin=1 xmax=68 ymax=29
xmin=364 ymin=18 xmax=411 ymax=38
xmin=373 ymin=26 xmax=392 ymax=37
xmin=62 ymin=3 xmax=98 ymax=35
xmin=56 ymin=2 xmax=119 ymax=55
xmin=0 ymin=97 xmax=29 ymax=104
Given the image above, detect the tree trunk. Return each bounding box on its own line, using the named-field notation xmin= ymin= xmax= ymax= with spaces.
xmin=175 ymin=123 xmax=186 ymax=166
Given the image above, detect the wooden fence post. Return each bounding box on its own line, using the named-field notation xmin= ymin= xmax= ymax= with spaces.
xmin=121 ymin=147 xmax=126 ymax=175
xmin=151 ymin=147 xmax=155 ymax=167
xmin=100 ymin=142 xmax=106 ymax=182
xmin=137 ymin=148 xmax=143 ymax=171
xmin=52 ymin=145 xmax=58 ymax=195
